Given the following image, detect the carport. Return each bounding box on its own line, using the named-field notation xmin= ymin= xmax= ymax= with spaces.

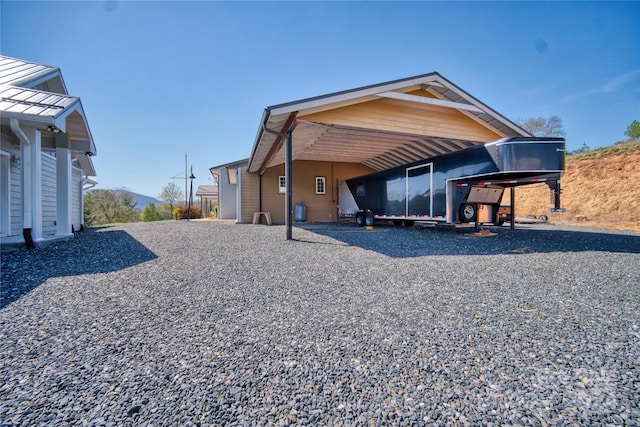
xmin=248 ymin=72 xmax=530 ymax=239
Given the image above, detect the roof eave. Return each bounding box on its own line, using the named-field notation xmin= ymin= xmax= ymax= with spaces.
xmin=267 ymin=72 xmax=441 ymax=117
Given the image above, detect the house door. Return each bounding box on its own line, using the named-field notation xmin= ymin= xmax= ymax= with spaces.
xmin=406 ymin=163 xmax=433 ymax=217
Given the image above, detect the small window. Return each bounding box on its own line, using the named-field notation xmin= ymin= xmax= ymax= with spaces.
xmin=278 ymin=176 xmax=286 ymax=193
xmin=315 ymin=177 xmax=326 ymax=194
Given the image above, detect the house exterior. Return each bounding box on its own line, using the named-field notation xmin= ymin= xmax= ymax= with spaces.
xmin=0 ymin=56 xmax=97 ymax=247
xmin=209 ymin=159 xmax=249 ymax=221
xmin=211 ymin=72 xmax=530 ymax=235
xmin=195 ymin=184 xmax=218 ymax=218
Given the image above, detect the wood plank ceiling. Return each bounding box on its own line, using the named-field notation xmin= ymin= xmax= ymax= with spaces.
xmin=249 ymin=73 xmax=529 ymax=174
xmin=269 ymin=120 xmax=479 ymax=172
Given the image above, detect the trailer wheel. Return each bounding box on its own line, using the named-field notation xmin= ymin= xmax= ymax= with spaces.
xmin=403 ymin=220 xmax=415 ymax=227
xmin=364 ymin=212 xmax=375 ymax=226
xmin=355 ymin=213 xmax=365 ymax=227
xmin=459 ymin=203 xmax=477 ymax=222
xmin=393 ymin=220 xmax=403 ymax=226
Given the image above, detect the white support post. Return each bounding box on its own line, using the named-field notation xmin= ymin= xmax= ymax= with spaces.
xmin=56 ymin=146 xmax=72 ymax=236
xmin=26 ymin=128 xmax=43 ymax=241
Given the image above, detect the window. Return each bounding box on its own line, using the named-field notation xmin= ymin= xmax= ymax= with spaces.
xmin=278 ymin=176 xmax=286 ymax=193
xmin=315 ymin=177 xmax=326 ymax=194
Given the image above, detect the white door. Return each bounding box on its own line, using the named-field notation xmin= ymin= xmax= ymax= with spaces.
xmin=406 ymin=163 xmax=433 ymax=217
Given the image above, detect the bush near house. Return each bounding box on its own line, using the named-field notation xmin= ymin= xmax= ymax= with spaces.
xmin=172 ymin=205 xmax=202 ymax=219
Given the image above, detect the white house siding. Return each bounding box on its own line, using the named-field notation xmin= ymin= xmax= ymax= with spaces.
xmin=9 ymin=153 xmax=21 ymax=236
xmin=218 ymin=167 xmax=238 ymax=220
xmin=41 ymin=152 xmax=57 ymax=236
xmin=72 ymin=166 xmax=82 ymax=230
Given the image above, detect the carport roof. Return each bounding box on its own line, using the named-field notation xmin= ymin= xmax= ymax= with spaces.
xmin=249 ymin=72 xmax=530 ymax=174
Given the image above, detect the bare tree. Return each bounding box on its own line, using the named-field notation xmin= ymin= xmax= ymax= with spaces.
xmin=158 ymin=182 xmax=184 ymax=212
xmin=517 ymin=115 xmax=565 ymax=137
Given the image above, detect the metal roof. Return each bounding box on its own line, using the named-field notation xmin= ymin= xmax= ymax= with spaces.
xmin=0 ymin=55 xmax=96 ymax=175
xmin=249 ymin=72 xmax=531 ymax=174
xmin=0 ymin=56 xmax=65 ymax=90
xmin=0 ymin=85 xmax=79 ymax=122
xmin=0 ymin=85 xmax=96 ymax=156
xmin=195 ymin=185 xmax=219 ymax=198
xmin=209 ymin=158 xmax=249 ymax=172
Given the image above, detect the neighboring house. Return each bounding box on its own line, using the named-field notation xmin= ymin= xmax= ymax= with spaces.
xmin=195 ymin=184 xmax=218 ymax=218
xmin=209 ymin=159 xmax=248 ymax=221
xmin=212 ymin=72 xmax=530 ymax=236
xmin=0 ymin=56 xmax=97 ymax=247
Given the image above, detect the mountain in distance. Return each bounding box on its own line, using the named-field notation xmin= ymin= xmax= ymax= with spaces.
xmin=110 ymin=189 xmax=164 ymax=211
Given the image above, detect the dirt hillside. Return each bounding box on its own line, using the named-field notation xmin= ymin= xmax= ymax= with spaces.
xmin=503 ymin=141 xmax=640 ymax=232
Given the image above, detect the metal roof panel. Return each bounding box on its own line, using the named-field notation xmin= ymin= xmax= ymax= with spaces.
xmin=0 ymin=56 xmax=59 ymax=87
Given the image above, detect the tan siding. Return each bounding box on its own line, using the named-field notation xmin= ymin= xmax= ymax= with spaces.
xmin=239 ymin=166 xmax=260 ymax=223
xmin=260 ymin=165 xmax=285 ymax=223
xmin=301 ymin=97 xmax=500 ymax=141
xmin=256 ymin=161 xmax=374 ymax=224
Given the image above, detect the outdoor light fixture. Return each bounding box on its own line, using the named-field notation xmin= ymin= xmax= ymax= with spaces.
xmin=11 ymin=154 xmax=20 ymax=164
xmin=46 ymin=125 xmax=62 ymax=134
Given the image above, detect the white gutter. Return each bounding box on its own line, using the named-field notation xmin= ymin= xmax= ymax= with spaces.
xmin=82 ymin=176 xmax=97 ymax=190
xmin=9 ymin=118 xmax=32 ymax=229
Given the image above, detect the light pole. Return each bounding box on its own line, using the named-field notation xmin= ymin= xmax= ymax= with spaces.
xmin=187 ymin=167 xmax=195 ymax=221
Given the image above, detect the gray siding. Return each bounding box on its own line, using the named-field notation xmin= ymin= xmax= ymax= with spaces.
xmin=41 ymin=152 xmax=56 ymax=236
xmin=72 ymin=166 xmax=82 ymax=229
xmin=9 ymin=151 xmax=22 ymax=236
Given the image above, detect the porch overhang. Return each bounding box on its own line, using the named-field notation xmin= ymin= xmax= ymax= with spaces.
xmin=0 ymin=85 xmax=97 ymax=156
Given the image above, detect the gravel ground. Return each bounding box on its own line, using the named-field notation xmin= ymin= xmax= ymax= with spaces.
xmin=1 ymin=220 xmax=639 ymax=426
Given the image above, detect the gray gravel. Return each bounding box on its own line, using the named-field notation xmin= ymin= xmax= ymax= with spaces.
xmin=1 ymin=220 xmax=639 ymax=426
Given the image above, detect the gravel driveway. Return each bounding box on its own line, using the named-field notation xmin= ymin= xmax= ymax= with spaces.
xmin=1 ymin=220 xmax=639 ymax=426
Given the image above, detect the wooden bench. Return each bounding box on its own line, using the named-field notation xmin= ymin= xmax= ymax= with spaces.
xmin=252 ymin=212 xmax=272 ymax=225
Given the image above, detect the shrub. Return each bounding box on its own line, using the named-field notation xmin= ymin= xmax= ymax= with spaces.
xmin=210 ymin=204 xmax=219 ymax=219
xmin=141 ymin=203 xmax=163 ymax=222
xmin=173 ymin=205 xmax=202 ymax=219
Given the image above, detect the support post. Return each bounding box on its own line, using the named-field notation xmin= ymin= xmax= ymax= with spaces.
xmin=510 ymin=187 xmax=515 ymax=230
xmin=56 ymin=146 xmax=72 ymax=236
xmin=285 ymin=130 xmax=293 ymax=240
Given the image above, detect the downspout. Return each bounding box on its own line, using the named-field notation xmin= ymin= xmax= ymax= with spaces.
xmin=9 ymin=118 xmax=35 ymax=248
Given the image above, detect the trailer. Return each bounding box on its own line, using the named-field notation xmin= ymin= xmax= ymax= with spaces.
xmin=340 ymin=137 xmax=565 ymax=227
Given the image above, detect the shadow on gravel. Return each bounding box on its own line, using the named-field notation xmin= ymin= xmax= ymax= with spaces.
xmin=0 ymin=227 xmax=157 ymax=309
xmin=299 ymin=224 xmax=640 ymax=258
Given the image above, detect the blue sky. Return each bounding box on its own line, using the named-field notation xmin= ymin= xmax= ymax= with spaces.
xmin=2 ymin=1 xmax=639 ymax=198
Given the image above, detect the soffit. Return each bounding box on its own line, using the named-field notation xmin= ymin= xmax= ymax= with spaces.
xmin=249 ymin=73 xmax=529 ymax=174
xmin=267 ymin=120 xmax=480 ymax=172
